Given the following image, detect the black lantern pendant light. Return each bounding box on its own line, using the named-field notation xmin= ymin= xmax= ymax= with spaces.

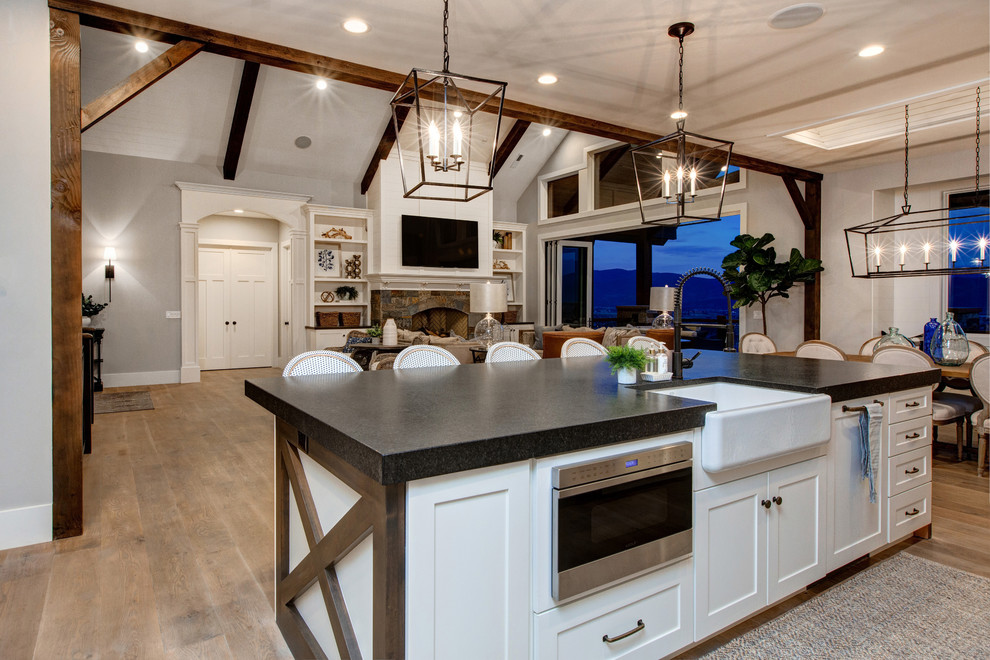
xmin=389 ymin=0 xmax=508 ymax=201
xmin=844 ymin=88 xmax=989 ymax=278
xmin=631 ymin=23 xmax=734 ymax=227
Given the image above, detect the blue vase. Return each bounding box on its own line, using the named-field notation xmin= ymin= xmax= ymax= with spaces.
xmin=922 ymin=317 xmax=939 ymax=355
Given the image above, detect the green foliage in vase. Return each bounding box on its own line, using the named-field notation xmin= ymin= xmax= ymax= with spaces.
xmin=82 ymin=294 xmax=108 ymax=317
xmin=721 ymin=233 xmax=823 ymax=335
xmin=604 ymin=345 xmax=647 ymax=374
xmin=367 ymin=324 xmax=383 ymax=338
xmin=335 ymin=285 xmax=359 ymax=301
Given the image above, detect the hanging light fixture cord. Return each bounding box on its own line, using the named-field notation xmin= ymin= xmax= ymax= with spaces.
xmin=676 ymin=34 xmax=685 ymax=129
xmin=902 ymin=104 xmax=910 ymax=214
xmin=442 ymin=0 xmax=450 ymax=73
xmin=976 ymin=86 xmax=981 ymax=191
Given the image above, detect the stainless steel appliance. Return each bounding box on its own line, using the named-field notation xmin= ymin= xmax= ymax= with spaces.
xmin=552 ymin=442 xmax=693 ymax=600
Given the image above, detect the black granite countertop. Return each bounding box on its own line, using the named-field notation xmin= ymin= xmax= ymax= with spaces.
xmin=245 ymin=350 xmax=939 ymax=485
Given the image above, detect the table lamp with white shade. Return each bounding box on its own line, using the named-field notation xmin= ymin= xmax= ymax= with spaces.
xmin=650 ymin=286 xmax=675 ymax=329
xmin=470 ymin=282 xmax=507 ymax=347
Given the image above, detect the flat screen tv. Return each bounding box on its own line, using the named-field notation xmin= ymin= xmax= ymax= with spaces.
xmin=401 ymin=215 xmax=479 ymax=269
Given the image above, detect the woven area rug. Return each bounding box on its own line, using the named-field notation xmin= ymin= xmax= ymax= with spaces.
xmin=702 ymin=553 xmax=990 ymax=659
xmin=94 ymin=390 xmax=154 ymax=414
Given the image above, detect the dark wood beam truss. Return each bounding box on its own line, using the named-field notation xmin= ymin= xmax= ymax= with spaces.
xmin=81 ymin=39 xmax=202 ymax=132
xmin=490 ymin=120 xmax=531 ymax=178
xmin=360 ymin=106 xmax=408 ymax=195
xmin=50 ymin=8 xmax=84 ymax=539
xmin=781 ymin=176 xmax=822 ymax=340
xmin=223 ymin=60 xmax=260 ymax=180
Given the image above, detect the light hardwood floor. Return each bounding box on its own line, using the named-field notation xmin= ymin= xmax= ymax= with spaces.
xmin=2 ymin=369 xmax=988 ymax=659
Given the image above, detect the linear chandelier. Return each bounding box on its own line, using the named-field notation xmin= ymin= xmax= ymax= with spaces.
xmin=630 ymin=23 xmax=734 ymax=227
xmin=844 ymin=88 xmax=989 ymax=278
xmin=389 ymin=0 xmax=507 ymax=201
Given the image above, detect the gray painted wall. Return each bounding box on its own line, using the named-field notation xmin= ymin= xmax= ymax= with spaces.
xmin=81 ymin=151 xmax=346 ymax=379
xmin=0 ymin=0 xmax=53 ymax=549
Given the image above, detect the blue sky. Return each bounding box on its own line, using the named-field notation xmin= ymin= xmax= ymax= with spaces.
xmin=594 ymin=215 xmax=742 ymax=274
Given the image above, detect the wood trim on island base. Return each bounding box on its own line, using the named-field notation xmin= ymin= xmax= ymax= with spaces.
xmin=275 ymin=419 xmax=405 ymax=659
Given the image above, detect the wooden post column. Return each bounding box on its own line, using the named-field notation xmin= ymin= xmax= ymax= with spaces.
xmin=50 ymin=7 xmax=84 ymax=539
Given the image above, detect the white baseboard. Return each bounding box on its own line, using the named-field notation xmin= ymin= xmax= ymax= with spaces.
xmin=103 ymin=370 xmax=181 ymax=388
xmin=180 ymin=364 xmax=201 ymax=384
xmin=0 ymin=503 xmax=52 ymax=551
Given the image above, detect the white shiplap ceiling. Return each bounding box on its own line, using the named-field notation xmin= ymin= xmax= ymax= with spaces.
xmin=79 ymin=0 xmax=990 ymax=202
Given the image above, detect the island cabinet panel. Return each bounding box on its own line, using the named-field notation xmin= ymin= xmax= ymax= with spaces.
xmin=826 ymin=397 xmax=887 ymax=573
xmin=405 ymin=461 xmax=531 ymax=660
xmin=694 ymin=457 xmax=826 ymax=641
xmin=533 ymin=558 xmax=693 ymax=660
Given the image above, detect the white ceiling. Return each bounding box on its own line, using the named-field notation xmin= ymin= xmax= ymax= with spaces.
xmin=80 ymin=0 xmax=989 ymax=201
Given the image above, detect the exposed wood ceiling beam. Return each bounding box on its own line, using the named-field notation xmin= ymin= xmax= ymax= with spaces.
xmin=781 ymin=176 xmax=813 ymax=230
xmin=223 ymin=61 xmax=260 ymax=180
xmin=360 ymin=106 xmax=408 ymax=195
xmin=81 ymin=39 xmax=202 ymax=132
xmin=491 ymin=120 xmax=531 ymax=178
xmin=50 ymin=0 xmax=823 ymax=183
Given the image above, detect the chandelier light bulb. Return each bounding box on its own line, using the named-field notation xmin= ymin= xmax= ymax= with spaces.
xmin=689 ymin=168 xmax=697 ymax=197
xmin=452 ymin=120 xmax=463 ymax=159
xmin=898 ymin=243 xmax=908 ymax=266
xmin=949 ymin=239 xmax=960 ymax=264
xmin=428 ymin=121 xmax=440 ymax=161
xmin=663 ymin=170 xmax=671 ymax=198
xmin=671 ymin=110 xmax=688 ymax=120
xmin=977 ymin=236 xmax=988 ymax=261
xmin=676 ymin=166 xmax=684 ymax=195
xmin=923 ymin=242 xmax=932 ymax=265
xmin=873 ymin=245 xmax=882 ymax=268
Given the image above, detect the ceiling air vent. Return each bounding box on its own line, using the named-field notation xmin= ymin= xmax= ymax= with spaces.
xmin=775 ymin=82 xmax=989 ymax=150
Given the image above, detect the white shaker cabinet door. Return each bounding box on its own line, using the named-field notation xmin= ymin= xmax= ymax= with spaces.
xmin=405 ymin=461 xmax=531 ymax=660
xmin=694 ymin=472 xmax=767 ymax=641
xmin=768 ymin=457 xmax=826 ymax=604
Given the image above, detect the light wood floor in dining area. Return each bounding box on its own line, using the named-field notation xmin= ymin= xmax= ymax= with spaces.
xmin=2 ymin=368 xmax=989 ymax=659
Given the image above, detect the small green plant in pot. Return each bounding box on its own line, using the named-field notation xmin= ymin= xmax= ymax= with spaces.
xmin=367 ymin=324 xmax=383 ymax=343
xmin=605 ymin=345 xmax=647 ymax=384
xmin=335 ymin=285 xmax=359 ymax=301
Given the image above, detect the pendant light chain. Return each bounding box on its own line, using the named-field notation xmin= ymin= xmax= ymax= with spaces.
xmin=676 ymin=34 xmax=685 ymax=129
xmin=976 ymin=86 xmax=981 ymax=191
xmin=902 ymin=104 xmax=910 ymax=213
xmin=442 ymin=0 xmax=450 ymax=73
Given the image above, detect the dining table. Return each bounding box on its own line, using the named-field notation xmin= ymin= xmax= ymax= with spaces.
xmin=769 ymin=351 xmax=971 ymax=382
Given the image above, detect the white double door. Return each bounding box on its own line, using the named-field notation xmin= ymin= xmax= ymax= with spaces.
xmin=198 ymin=245 xmax=275 ymax=370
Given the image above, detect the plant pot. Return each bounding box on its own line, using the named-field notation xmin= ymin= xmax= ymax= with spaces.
xmin=616 ymin=367 xmax=637 ymax=384
xmin=370 ymin=337 xmax=381 ymax=345
xmin=83 ymin=316 xmax=93 ymax=327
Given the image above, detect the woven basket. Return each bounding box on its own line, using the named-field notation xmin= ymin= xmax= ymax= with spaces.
xmin=503 ymin=310 xmax=518 ymax=324
xmin=316 ymin=311 xmax=340 ymax=328
xmin=341 ymin=312 xmax=362 ymax=327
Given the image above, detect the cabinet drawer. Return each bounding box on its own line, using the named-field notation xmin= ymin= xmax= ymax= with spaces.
xmin=888 ymin=417 xmax=932 ymax=457
xmin=888 ymin=482 xmax=932 ymax=542
xmin=535 ymin=560 xmax=693 ymax=660
xmin=888 ymin=388 xmax=932 ymax=424
xmin=887 ymin=446 xmax=931 ymax=496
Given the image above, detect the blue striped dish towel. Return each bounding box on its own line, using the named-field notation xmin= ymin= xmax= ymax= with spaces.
xmin=858 ymin=403 xmax=883 ymax=503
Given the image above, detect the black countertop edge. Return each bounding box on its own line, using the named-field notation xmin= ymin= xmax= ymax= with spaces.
xmin=245 ymin=379 xmax=715 ymax=485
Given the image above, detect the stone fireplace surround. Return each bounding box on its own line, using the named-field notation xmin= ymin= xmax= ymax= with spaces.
xmin=371 ymin=289 xmax=481 ymax=337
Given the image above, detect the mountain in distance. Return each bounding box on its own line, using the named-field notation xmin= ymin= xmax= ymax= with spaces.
xmin=592 ymin=269 xmax=736 ymax=319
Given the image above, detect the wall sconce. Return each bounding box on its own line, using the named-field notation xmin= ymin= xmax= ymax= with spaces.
xmin=104 ymin=246 xmax=116 ymax=301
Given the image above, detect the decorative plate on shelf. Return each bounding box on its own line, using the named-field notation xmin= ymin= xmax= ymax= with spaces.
xmin=315 ymin=248 xmax=339 ymax=277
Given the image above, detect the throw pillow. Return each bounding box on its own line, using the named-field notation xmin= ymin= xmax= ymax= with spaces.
xmin=342 ymin=336 xmax=372 ymax=353
xmin=533 ymin=324 xmax=562 ymax=351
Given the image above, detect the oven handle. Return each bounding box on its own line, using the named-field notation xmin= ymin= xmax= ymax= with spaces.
xmin=557 ymin=460 xmax=692 ymax=499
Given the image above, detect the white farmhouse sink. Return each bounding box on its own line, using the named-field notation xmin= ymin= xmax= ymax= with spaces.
xmin=652 ymin=382 xmax=831 ymax=473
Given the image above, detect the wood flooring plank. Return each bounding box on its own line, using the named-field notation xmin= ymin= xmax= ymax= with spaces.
xmin=163 ymin=634 xmax=233 ymax=660
xmin=33 ymin=546 xmax=101 ymax=659
xmin=0 ymin=560 xmax=52 ymax=659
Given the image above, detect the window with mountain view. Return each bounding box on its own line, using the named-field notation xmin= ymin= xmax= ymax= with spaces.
xmin=947 ymin=190 xmax=988 ymax=334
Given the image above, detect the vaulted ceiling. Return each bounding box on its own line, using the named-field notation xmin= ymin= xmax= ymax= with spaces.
xmin=79 ymin=0 xmax=989 ymax=204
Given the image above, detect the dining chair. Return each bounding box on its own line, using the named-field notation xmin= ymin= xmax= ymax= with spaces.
xmin=561 ymin=337 xmax=609 ymax=358
xmin=739 ymin=332 xmax=778 ymax=354
xmin=393 ymin=344 xmax=459 ymax=369
xmin=794 ymin=340 xmax=847 ymax=361
xmin=858 ymin=336 xmax=882 ymax=355
xmin=283 ymin=350 xmax=362 ymax=376
xmin=485 ymin=341 xmax=541 ymax=363
xmin=872 ymin=345 xmax=981 ymax=461
xmin=969 ymin=353 xmax=989 ymax=476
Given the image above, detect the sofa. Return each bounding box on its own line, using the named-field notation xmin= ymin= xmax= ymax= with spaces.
xmin=538 ymin=325 xmax=654 ymax=359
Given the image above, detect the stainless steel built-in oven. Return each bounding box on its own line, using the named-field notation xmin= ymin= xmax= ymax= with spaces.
xmin=552 ymin=442 xmax=693 ymax=600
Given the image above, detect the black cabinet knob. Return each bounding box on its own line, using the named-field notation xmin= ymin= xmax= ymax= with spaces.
xmin=225 ymin=321 xmax=230 ymax=326
xmin=761 ymin=499 xmax=772 ymax=509
xmin=772 ymin=496 xmax=783 ymax=506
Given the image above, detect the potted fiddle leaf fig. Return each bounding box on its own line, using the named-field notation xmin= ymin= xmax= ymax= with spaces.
xmin=720 ymin=233 xmax=823 ymax=335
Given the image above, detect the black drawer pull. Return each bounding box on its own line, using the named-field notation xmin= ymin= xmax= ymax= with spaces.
xmin=905 ymin=467 xmax=920 ymax=475
xmin=904 ymin=401 xmax=921 ymax=408
xmin=603 ymin=619 xmax=645 ymax=644
xmin=761 ymin=499 xmax=772 ymax=509
xmin=905 ymin=508 xmax=921 ymax=516
xmin=905 ymin=432 xmax=921 ymax=439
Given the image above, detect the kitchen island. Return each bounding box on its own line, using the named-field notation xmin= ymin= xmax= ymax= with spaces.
xmin=245 ymin=351 xmax=939 ymax=660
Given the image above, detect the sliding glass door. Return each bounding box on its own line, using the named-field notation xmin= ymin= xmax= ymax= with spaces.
xmin=545 ymin=240 xmax=593 ymax=326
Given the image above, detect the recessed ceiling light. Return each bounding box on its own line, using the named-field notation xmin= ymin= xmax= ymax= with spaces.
xmin=537 ymin=74 xmax=558 ymax=85
xmin=233 ymin=209 xmax=244 ymax=214
xmin=670 ymin=110 xmax=688 ymax=120
xmin=858 ymin=45 xmax=885 ymax=58
xmin=315 ymin=78 xmax=328 ymax=90
xmin=342 ymin=18 xmax=369 ymax=34
xmin=768 ymin=3 xmax=825 ymax=30
xmin=134 ymin=40 xmax=149 ymax=53
xmin=542 ymin=128 xmax=551 ymax=137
